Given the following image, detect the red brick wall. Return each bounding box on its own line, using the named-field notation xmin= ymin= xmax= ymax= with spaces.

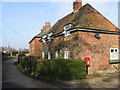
xmin=51 ymin=31 xmax=119 ymax=74
xmin=75 ymin=32 xmax=119 ymax=74
xmin=29 ymin=38 xmax=41 ymax=56
xmin=73 ymin=0 xmax=82 ymax=12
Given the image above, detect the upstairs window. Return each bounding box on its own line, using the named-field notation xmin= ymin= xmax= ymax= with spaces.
xmin=43 ymin=35 xmax=47 ymax=38
xmin=64 ymin=51 xmax=70 ymax=59
xmin=42 ymin=39 xmax=46 ymax=43
xmin=65 ymin=31 xmax=71 ymax=37
xmin=48 ymin=32 xmax=53 ymax=36
xmin=47 ymin=32 xmax=53 ymax=41
xmin=64 ymin=24 xmax=72 ymax=31
xmin=63 ymin=29 xmax=71 ymax=37
xmin=42 ymin=35 xmax=47 ymax=43
xmin=63 ymin=23 xmax=73 ymax=37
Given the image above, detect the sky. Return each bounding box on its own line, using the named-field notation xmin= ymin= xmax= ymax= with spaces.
xmin=0 ymin=0 xmax=119 ymax=50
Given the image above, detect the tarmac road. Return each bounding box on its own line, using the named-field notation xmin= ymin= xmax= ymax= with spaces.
xmin=2 ymin=58 xmax=67 ymax=89
xmin=2 ymin=58 xmax=119 ymax=89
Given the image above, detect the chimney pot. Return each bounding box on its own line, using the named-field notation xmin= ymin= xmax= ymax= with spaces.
xmin=73 ymin=0 xmax=82 ymax=12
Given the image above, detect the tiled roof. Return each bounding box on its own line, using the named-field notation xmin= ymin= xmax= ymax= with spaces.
xmin=29 ymin=3 xmax=118 ymax=43
xmin=50 ymin=3 xmax=118 ymax=35
xmin=35 ymin=32 xmax=46 ymax=38
xmin=29 ymin=27 xmax=51 ymax=43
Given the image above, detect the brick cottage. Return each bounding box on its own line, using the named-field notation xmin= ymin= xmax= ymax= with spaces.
xmin=29 ymin=0 xmax=120 ymax=74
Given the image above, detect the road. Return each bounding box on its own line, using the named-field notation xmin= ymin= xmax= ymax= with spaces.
xmin=2 ymin=58 xmax=120 ymax=89
xmin=2 ymin=58 xmax=68 ymax=89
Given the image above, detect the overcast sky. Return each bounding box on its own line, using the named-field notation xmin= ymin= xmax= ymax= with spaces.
xmin=0 ymin=0 xmax=119 ymax=50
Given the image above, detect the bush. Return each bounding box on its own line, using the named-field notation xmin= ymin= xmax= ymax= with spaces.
xmin=17 ymin=56 xmax=86 ymax=80
xmin=50 ymin=59 xmax=86 ymax=79
xmin=18 ymin=54 xmax=25 ymax=64
xmin=34 ymin=59 xmax=86 ymax=80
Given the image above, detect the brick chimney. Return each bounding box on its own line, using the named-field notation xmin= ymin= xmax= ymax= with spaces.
xmin=41 ymin=22 xmax=51 ymax=32
xmin=43 ymin=22 xmax=51 ymax=30
xmin=73 ymin=0 xmax=82 ymax=12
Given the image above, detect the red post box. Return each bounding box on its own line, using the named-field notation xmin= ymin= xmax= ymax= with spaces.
xmin=84 ymin=57 xmax=90 ymax=66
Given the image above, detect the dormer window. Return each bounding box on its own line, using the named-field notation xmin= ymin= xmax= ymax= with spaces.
xmin=64 ymin=24 xmax=72 ymax=31
xmin=63 ymin=23 xmax=73 ymax=37
xmin=47 ymin=32 xmax=53 ymax=41
xmin=63 ymin=31 xmax=71 ymax=37
xmin=42 ymin=39 xmax=46 ymax=43
xmin=43 ymin=35 xmax=47 ymax=38
xmin=42 ymin=35 xmax=47 ymax=43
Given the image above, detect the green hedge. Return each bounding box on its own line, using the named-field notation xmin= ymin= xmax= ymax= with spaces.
xmin=17 ymin=56 xmax=86 ymax=80
xmin=18 ymin=54 xmax=25 ymax=64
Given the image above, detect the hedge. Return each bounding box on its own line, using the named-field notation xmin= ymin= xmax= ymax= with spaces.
xmin=17 ymin=56 xmax=86 ymax=80
xmin=18 ymin=54 xmax=25 ymax=64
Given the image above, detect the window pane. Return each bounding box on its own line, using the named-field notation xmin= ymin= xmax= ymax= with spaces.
xmin=115 ymin=49 xmax=117 ymax=52
xmin=111 ymin=49 xmax=114 ymax=52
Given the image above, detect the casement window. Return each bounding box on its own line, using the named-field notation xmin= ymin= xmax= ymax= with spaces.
xmin=48 ymin=32 xmax=53 ymax=36
xmin=63 ymin=24 xmax=72 ymax=37
xmin=47 ymin=32 xmax=53 ymax=41
xmin=42 ymin=39 xmax=46 ymax=43
xmin=48 ymin=52 xmax=51 ymax=59
xmin=42 ymin=35 xmax=47 ymax=43
xmin=64 ymin=24 xmax=72 ymax=31
xmin=43 ymin=35 xmax=47 ymax=38
xmin=64 ymin=51 xmax=70 ymax=59
xmin=42 ymin=52 xmax=45 ymax=59
xmin=48 ymin=37 xmax=52 ymax=41
xmin=65 ymin=31 xmax=70 ymax=36
xmin=55 ymin=51 xmax=59 ymax=59
xmin=110 ymin=48 xmax=119 ymax=60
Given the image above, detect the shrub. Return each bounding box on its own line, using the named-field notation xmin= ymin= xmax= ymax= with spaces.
xmin=17 ymin=56 xmax=86 ymax=80
xmin=18 ymin=54 xmax=25 ymax=64
xmin=49 ymin=59 xmax=86 ymax=80
xmin=35 ymin=59 xmax=86 ymax=80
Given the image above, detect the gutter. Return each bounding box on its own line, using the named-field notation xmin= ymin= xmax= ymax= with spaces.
xmin=69 ymin=28 xmax=120 ymax=35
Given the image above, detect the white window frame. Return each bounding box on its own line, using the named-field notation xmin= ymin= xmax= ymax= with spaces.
xmin=47 ymin=32 xmax=53 ymax=41
xmin=42 ymin=35 xmax=47 ymax=43
xmin=42 ymin=39 xmax=46 ymax=43
xmin=64 ymin=51 xmax=70 ymax=59
xmin=42 ymin=52 xmax=45 ymax=59
xmin=65 ymin=31 xmax=71 ymax=37
xmin=110 ymin=48 xmax=119 ymax=60
xmin=48 ymin=52 xmax=51 ymax=59
xmin=48 ymin=32 xmax=53 ymax=36
xmin=55 ymin=51 xmax=59 ymax=59
xmin=64 ymin=24 xmax=72 ymax=31
xmin=43 ymin=35 xmax=47 ymax=38
xmin=63 ymin=24 xmax=72 ymax=37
